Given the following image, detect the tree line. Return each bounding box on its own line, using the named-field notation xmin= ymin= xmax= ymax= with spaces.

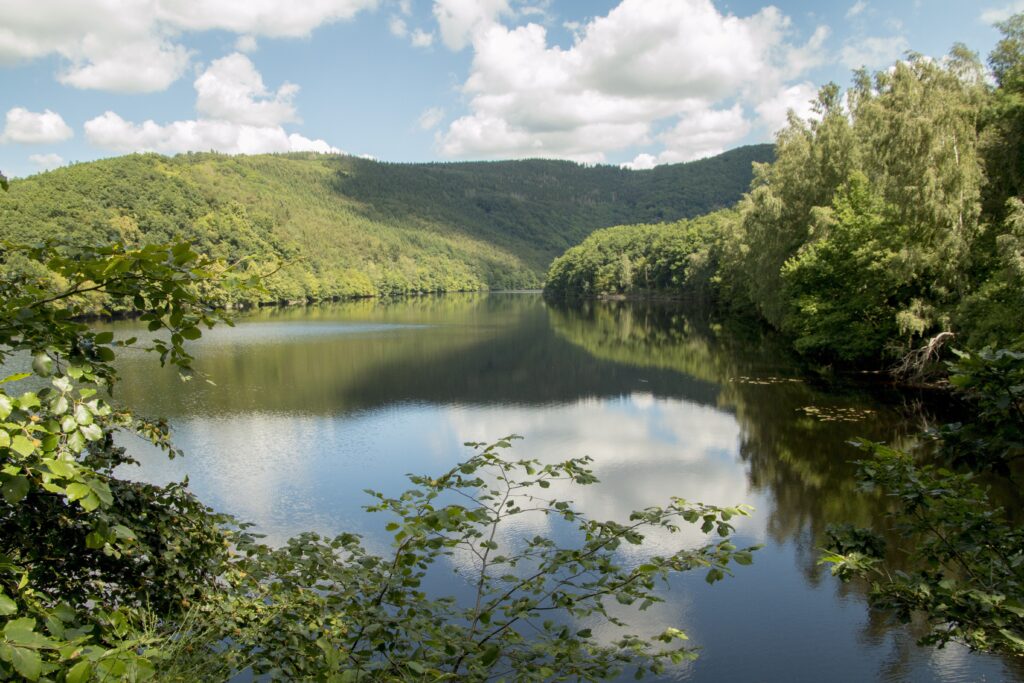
xmin=0 ymin=145 xmax=769 ymax=311
xmin=547 ymin=21 xmax=1024 ymax=367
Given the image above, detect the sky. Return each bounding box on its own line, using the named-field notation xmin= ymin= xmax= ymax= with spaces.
xmin=0 ymin=0 xmax=1018 ymax=178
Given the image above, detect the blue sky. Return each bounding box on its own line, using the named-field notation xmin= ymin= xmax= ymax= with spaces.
xmin=0 ymin=0 xmax=1016 ymax=178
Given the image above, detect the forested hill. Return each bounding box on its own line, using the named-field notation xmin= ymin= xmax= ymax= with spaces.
xmin=332 ymin=144 xmax=773 ymax=268
xmin=0 ymin=144 xmax=771 ymax=303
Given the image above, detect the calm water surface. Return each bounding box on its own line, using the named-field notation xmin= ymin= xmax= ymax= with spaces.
xmin=106 ymin=294 xmax=1020 ymax=682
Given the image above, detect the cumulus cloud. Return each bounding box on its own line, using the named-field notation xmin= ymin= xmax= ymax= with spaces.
xmin=84 ymin=111 xmax=339 ymax=155
xmin=981 ymin=1 xmax=1024 ymax=23
xmin=623 ymin=105 xmax=752 ymax=169
xmin=1 ymin=108 xmax=74 ymax=144
xmin=437 ymin=0 xmax=829 ymax=165
xmin=84 ymin=57 xmax=339 ymax=156
xmin=58 ymin=40 xmax=191 ymax=93
xmin=656 ymin=105 xmax=752 ymax=163
xmin=754 ymin=81 xmax=819 ymax=134
xmin=195 ymin=53 xmax=298 ymax=126
xmin=0 ymin=0 xmax=376 ymax=92
xmin=841 ymin=35 xmax=908 ymax=69
xmin=433 ymin=0 xmax=510 ymax=50
xmin=29 ymin=153 xmax=65 ymax=170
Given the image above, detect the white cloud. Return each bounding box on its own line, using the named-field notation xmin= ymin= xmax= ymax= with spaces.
xmin=390 ymin=14 xmax=434 ymax=47
xmin=389 ymin=15 xmax=409 ymax=37
xmin=84 ymin=111 xmax=339 ymax=155
xmin=410 ymin=28 xmax=435 ymax=47
xmin=754 ymin=81 xmax=818 ymax=133
xmin=981 ymin=1 xmax=1024 ymax=23
xmin=152 ymin=0 xmax=379 ymax=36
xmin=1 ymin=108 xmax=74 ymax=144
xmin=194 ymin=53 xmax=298 ymax=127
xmin=433 ymin=0 xmax=510 ymax=50
xmin=84 ymin=57 xmax=338 ymax=156
xmin=28 ymin=153 xmax=65 ymax=170
xmin=841 ymin=35 xmax=908 ymax=69
xmin=0 ymin=0 xmax=377 ymax=92
xmin=235 ymin=35 xmax=258 ymax=52
xmin=437 ymin=0 xmax=828 ymax=164
xmin=58 ymin=40 xmax=191 ymax=93
xmin=846 ymin=1 xmax=867 ymax=19
xmin=623 ymin=105 xmax=752 ymax=168
xmin=656 ymin=105 xmax=752 ymax=163
xmin=623 ymin=153 xmax=657 ymax=171
xmin=417 ymin=106 xmax=445 ymax=130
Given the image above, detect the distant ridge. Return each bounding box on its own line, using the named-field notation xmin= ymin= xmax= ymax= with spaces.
xmin=0 ymin=144 xmax=772 ymax=302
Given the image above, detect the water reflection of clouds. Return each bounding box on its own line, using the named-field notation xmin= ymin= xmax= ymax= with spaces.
xmin=121 ymin=393 xmax=762 ymax=551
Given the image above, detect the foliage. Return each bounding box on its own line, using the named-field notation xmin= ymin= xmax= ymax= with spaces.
xmin=544 ymin=210 xmax=736 ymax=303
xmin=822 ymin=346 xmax=1024 ymax=655
xmin=169 ymin=439 xmax=757 ymax=681
xmin=0 ymin=238 xmax=248 ymax=680
xmin=779 ymin=173 xmax=915 ymax=361
xmin=937 ymin=346 xmax=1024 ymax=474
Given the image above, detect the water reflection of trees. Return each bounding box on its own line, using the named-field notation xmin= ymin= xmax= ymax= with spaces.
xmin=547 ymin=300 xmax=1024 ymax=679
xmin=546 ymin=299 xmax=919 ymax=548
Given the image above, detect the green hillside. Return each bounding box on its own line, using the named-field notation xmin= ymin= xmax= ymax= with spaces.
xmin=0 ymin=145 xmax=771 ymax=304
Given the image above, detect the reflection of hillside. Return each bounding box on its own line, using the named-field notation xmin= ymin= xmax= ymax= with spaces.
xmin=112 ymin=295 xmax=721 ymax=418
xmin=546 ymin=300 xmax=925 ymax=556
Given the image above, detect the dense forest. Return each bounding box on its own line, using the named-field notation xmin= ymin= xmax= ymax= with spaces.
xmin=545 ymin=26 xmax=1024 ymax=367
xmin=0 ymin=145 xmax=770 ymax=305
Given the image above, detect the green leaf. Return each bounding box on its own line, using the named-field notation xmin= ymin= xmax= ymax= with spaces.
xmin=4 ymin=618 xmax=52 ymax=648
xmin=0 ymin=594 xmax=16 ymax=616
xmin=0 ymin=432 xmax=9 ymax=449
xmin=1 ymin=476 xmax=29 ymax=505
xmin=17 ymin=393 xmax=40 ymax=409
xmin=67 ymin=430 xmax=86 ymax=453
xmin=31 ymin=354 xmax=53 ymax=378
xmin=480 ymin=644 xmax=500 ymax=667
xmin=181 ymin=326 xmax=202 ymax=340
xmin=73 ymin=404 xmax=93 ymax=426
xmin=65 ymin=483 xmax=90 ymax=502
xmin=11 ymin=436 xmax=36 ymax=457
xmin=51 ymin=396 xmax=69 ymax=415
xmin=93 ymin=331 xmax=114 ymax=345
xmin=79 ymin=424 xmax=103 ymax=442
xmin=0 ymin=373 xmax=31 ymax=386
xmin=9 ymin=646 xmax=41 ymax=681
xmin=66 ymin=660 xmax=92 ymax=683
xmin=79 ymin=493 xmax=101 ymax=512
xmin=0 ymin=395 xmax=11 ymax=420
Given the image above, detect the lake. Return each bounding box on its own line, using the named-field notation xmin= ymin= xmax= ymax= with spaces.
xmin=106 ymin=293 xmax=1019 ymax=682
